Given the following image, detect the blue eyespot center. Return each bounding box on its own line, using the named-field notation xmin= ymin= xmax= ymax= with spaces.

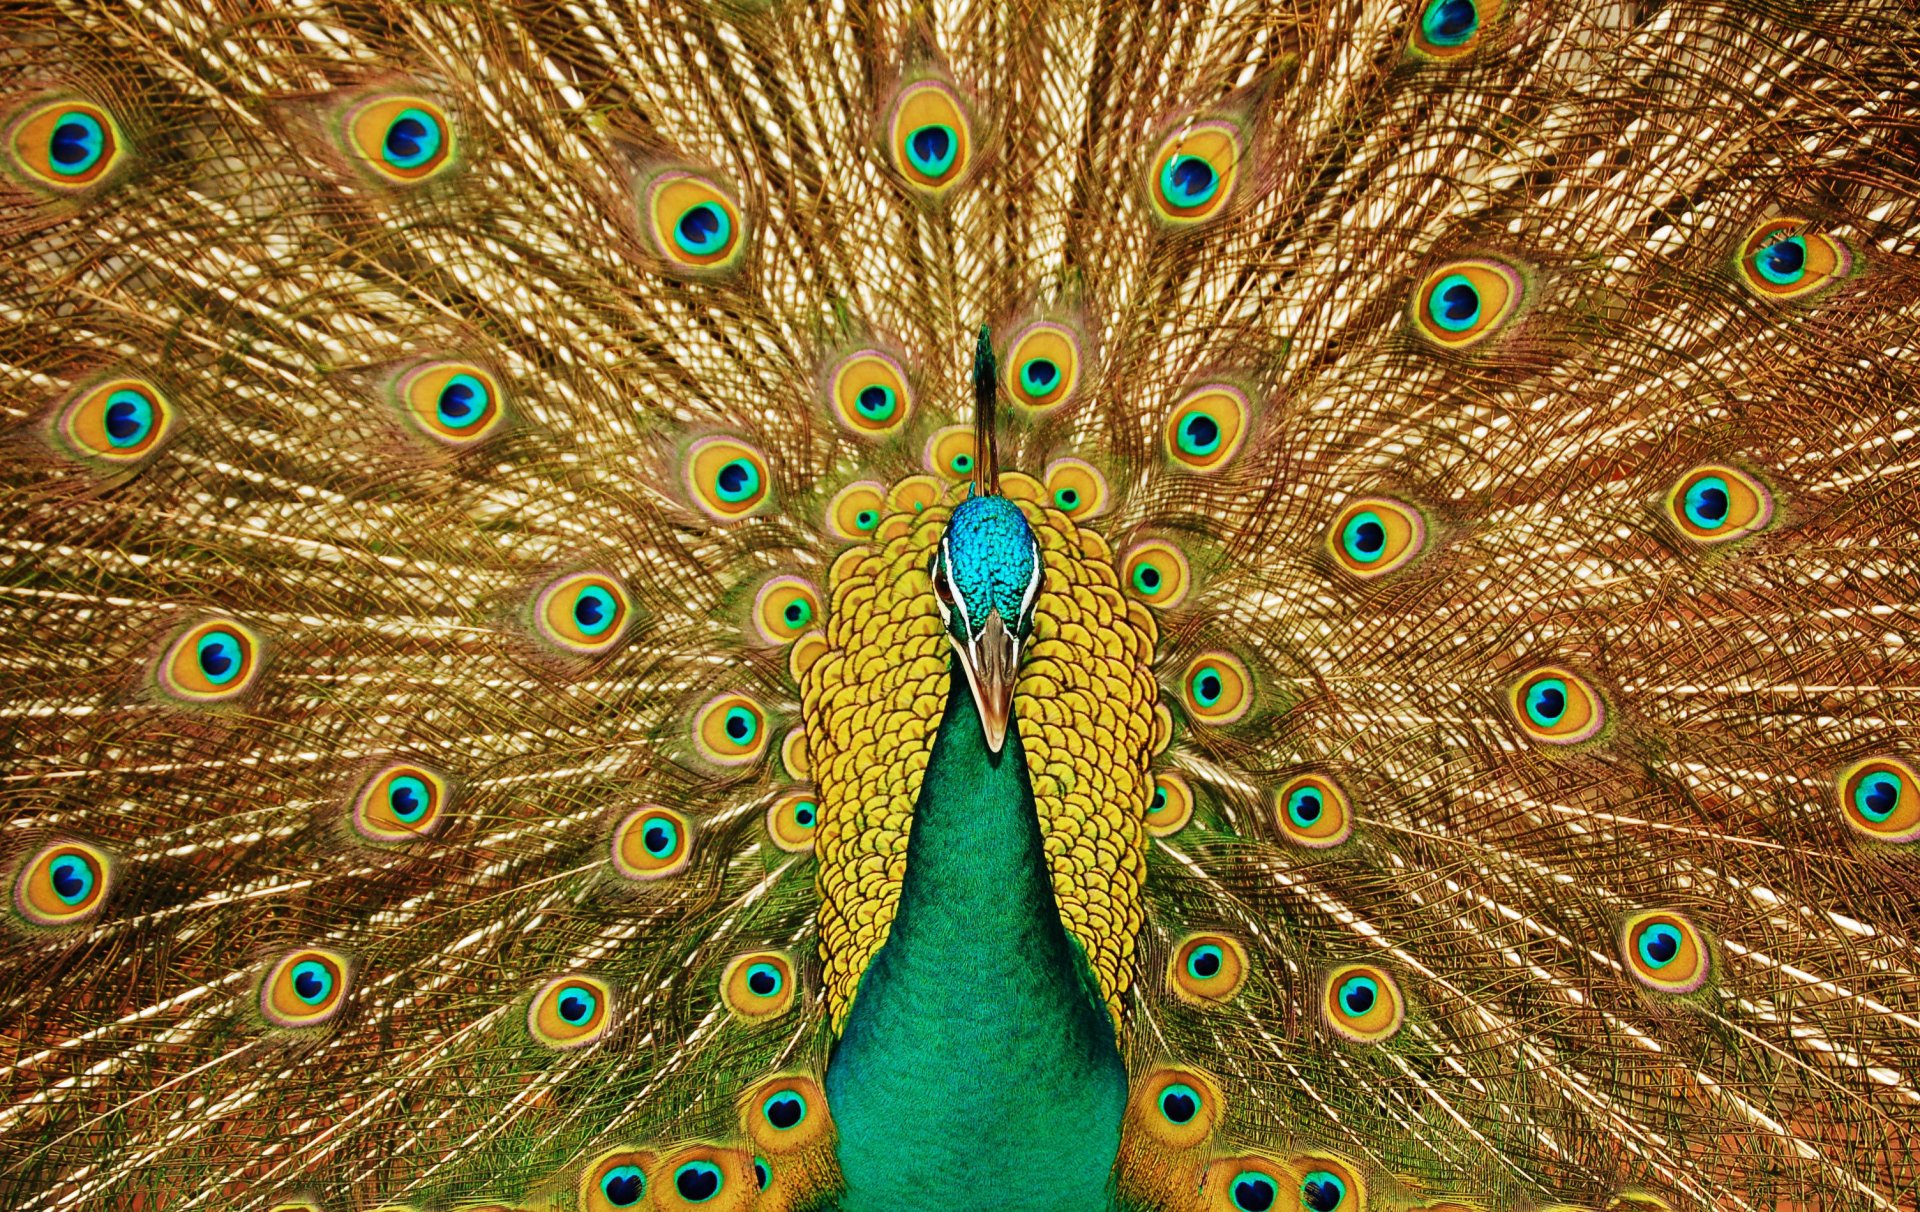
xmin=1339 ymin=975 xmax=1379 ymax=1015
xmin=290 ymin=960 xmax=333 ymax=1005
xmin=48 ymin=855 xmax=95 ymax=904
xmin=906 ymin=123 xmax=958 ymax=175
xmin=437 ymin=374 xmax=488 ymax=429
xmin=1019 ymin=357 xmax=1059 ymax=395
xmin=103 ymin=389 xmax=155 ymax=447
xmin=1757 ymin=236 xmax=1807 ymax=284
xmin=1230 ymin=1170 xmax=1278 ymax=1212
xmin=1288 ymin=788 xmax=1324 ymax=827
xmin=572 ymin=586 xmax=617 ymax=637
xmin=1857 ymin=774 xmax=1900 ymax=822
xmin=1134 ymin=564 xmax=1162 ymax=592
xmin=1422 ymin=0 xmax=1479 ymax=44
xmin=557 ymin=985 xmax=597 ymax=1024
xmin=382 ymin=109 xmax=443 ymax=169
xmin=723 ymin=706 xmax=758 ymax=744
xmin=601 ymin=1165 xmax=645 ymax=1206
xmin=793 ymin=800 xmax=817 ymax=828
xmin=388 ymin=776 xmax=429 ymax=823
xmin=856 ymin=384 xmax=896 ymax=420
xmin=1054 ymin=488 xmax=1080 ymax=510
xmin=1638 ymin=923 xmax=1682 ymax=968
xmin=950 ymin=453 xmax=974 ymax=474
xmin=763 ymin=1091 xmax=806 ymax=1129
xmin=1684 ymin=477 xmax=1731 ymax=528
xmin=643 ymin=819 xmax=678 ymax=858
xmin=1150 ymin=786 xmax=1168 ymax=812
xmin=1158 ymin=1083 xmax=1200 ymax=1124
xmin=1161 ymin=154 xmax=1219 ymax=207
xmin=1525 ymin=678 xmax=1568 ymax=727
xmin=715 ymin=458 xmax=761 ymax=503
xmin=1429 ymin=274 xmax=1482 ymax=330
xmin=674 ymin=202 xmax=732 ymax=256
xmin=1342 ymin=512 xmax=1387 ymax=561
xmin=196 ymin=632 xmax=243 ymax=685
xmin=854 ymin=509 xmax=877 ymax=530
xmin=674 ymin=1161 xmax=723 ymax=1203
xmin=49 ymin=112 xmax=105 ymax=174
xmin=1187 ymin=944 xmax=1224 ymax=980
xmin=783 ymin=600 xmax=810 ymax=627
xmin=745 ymin=963 xmax=783 ymax=997
xmin=1302 ymin=1171 xmax=1348 ymax=1212
xmin=1192 ymin=668 xmax=1224 ymax=708
xmin=1178 ymin=412 xmax=1222 ymax=456
xmin=754 ymin=1158 xmax=770 ymax=1189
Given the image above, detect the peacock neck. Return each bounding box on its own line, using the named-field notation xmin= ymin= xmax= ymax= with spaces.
xmin=823 ymin=663 xmax=1128 ymax=1212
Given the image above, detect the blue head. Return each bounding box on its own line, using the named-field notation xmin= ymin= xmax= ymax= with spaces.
xmin=929 ymin=493 xmax=1042 ymax=752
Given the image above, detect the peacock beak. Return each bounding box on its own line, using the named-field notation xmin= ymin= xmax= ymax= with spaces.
xmin=958 ymin=610 xmax=1020 ymax=753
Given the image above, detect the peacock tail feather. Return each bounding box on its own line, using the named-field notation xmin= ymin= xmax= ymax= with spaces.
xmin=2 ymin=0 xmax=1918 ymax=1210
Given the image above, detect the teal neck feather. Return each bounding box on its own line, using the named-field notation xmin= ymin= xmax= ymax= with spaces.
xmin=824 ymin=665 xmax=1128 ymax=1212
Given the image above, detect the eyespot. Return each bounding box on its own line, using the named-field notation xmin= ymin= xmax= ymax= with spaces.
xmin=1328 ymin=498 xmax=1426 ymax=579
xmin=1145 ymin=771 xmax=1195 ymax=837
xmin=1292 ymin=1156 xmax=1366 ymax=1212
xmin=394 ymin=362 xmax=504 ymax=446
xmin=156 ymin=619 xmax=261 ymax=704
xmin=752 ymin=576 xmax=823 ymax=646
xmin=1323 ymin=963 xmax=1405 ymax=1043
xmin=350 ymin=764 xmax=449 ymax=843
xmin=888 ymin=80 xmax=972 ymax=193
xmin=1837 ymin=757 xmax=1920 ymax=843
xmin=889 ymin=474 xmax=945 ymax=514
xmin=1148 ymin=121 xmax=1242 ymax=226
xmin=1203 ymin=1158 xmax=1287 ymax=1212
xmin=694 ymin=694 xmax=769 ymax=767
xmin=261 ymin=948 xmax=351 ymax=1028
xmin=646 ymin=172 xmax=747 ymax=272
xmin=829 ymin=351 xmax=913 ymax=436
xmin=1044 ymin=457 xmax=1108 ymax=520
xmin=1122 ymin=540 xmax=1192 ymax=609
xmin=686 ymin=436 xmax=771 ymax=521
xmin=612 ymin=806 xmax=693 ymax=880
xmin=1737 ymin=218 xmax=1851 ymax=301
xmin=1411 ymin=259 xmax=1524 ymax=348
xmin=345 ymin=95 xmax=455 ymax=184
xmin=825 ymin=480 xmax=888 ymax=541
xmin=742 ymin=1074 xmax=831 ymax=1153
xmin=54 ymin=378 xmax=174 ymax=465
xmin=532 ymin=571 xmax=632 ymax=656
xmin=1180 ymin=651 xmax=1252 ymax=725
xmin=7 ymin=99 xmax=123 ymax=190
xmin=754 ymin=1157 xmax=770 ymax=1190
xmin=1508 ymin=665 xmax=1606 ymax=745
xmin=1128 ymin=1066 xmax=1223 ymax=1150
xmin=528 ymin=973 xmax=615 ymax=1049
xmin=1004 ymin=321 xmax=1083 ymax=411
xmin=1164 ymin=385 xmax=1250 ymax=472
xmin=1412 ymin=0 xmax=1500 ymax=57
xmin=1662 ymin=464 xmax=1773 ymax=544
xmin=768 ymin=790 xmax=821 ymax=852
xmin=1170 ymin=932 xmax=1248 ymax=1004
xmin=659 ymin=1147 xmax=755 ymax=1211
xmin=780 ymin=727 xmax=811 ymax=779
xmin=722 ymin=951 xmax=796 ymax=1020
xmin=925 ymin=425 xmax=979 ymax=481
xmin=1620 ymin=910 xmax=1710 ymax=994
xmin=581 ymin=1148 xmax=656 ymax=1212
xmin=13 ymin=841 xmax=113 ymax=928
xmin=1274 ymin=773 xmax=1353 ymax=849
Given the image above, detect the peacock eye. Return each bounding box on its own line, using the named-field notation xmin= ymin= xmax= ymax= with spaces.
xmin=345 ymin=95 xmax=455 ymax=184
xmin=1274 ymin=773 xmax=1353 ymax=848
xmin=351 ymin=764 xmax=449 ymax=842
xmin=1229 ymin=1169 xmax=1278 ymax=1212
xmin=1164 ymin=385 xmax=1250 ymax=472
xmin=157 ymin=619 xmax=262 ymax=704
xmin=54 ymin=378 xmax=174 ymax=466
xmin=753 ymin=576 xmax=823 ymax=645
xmin=760 ymin=1090 xmax=806 ymax=1130
xmin=1737 ymin=218 xmax=1851 ymax=301
xmin=1663 ymin=464 xmax=1773 ymax=544
xmin=1171 ymin=932 xmax=1248 ymax=1002
xmin=1620 ymin=911 xmax=1710 ymax=993
xmin=888 ymin=80 xmax=972 ymax=192
xmin=1323 ymin=964 xmax=1405 ymax=1043
xmin=528 ymin=974 xmax=615 ymax=1049
xmin=768 ymin=790 xmax=820 ymax=852
xmin=926 ymin=425 xmax=980 ymax=481
xmin=261 ymin=949 xmax=351 ymax=1028
xmin=1837 ymin=757 xmax=1920 ymax=843
xmin=7 ymin=98 xmax=123 ymax=190
xmin=12 ymin=841 xmax=114 ymax=928
xmin=1148 ymin=121 xmax=1243 ymax=226
xmin=1144 ymin=772 xmax=1195 ymax=837
xmin=828 ymin=481 xmax=888 ymax=540
xmin=1158 ymin=1083 xmax=1201 ymax=1124
xmin=1328 ymin=497 xmax=1426 ymax=579
xmin=829 ymin=352 xmax=912 ymax=436
xmin=1180 ymin=651 xmax=1252 ymax=724
xmin=612 ymin=805 xmax=693 ymax=879
xmin=1300 ymin=1170 xmax=1349 ymax=1211
xmin=1003 ymin=321 xmax=1083 ymax=411
xmin=1508 ymin=665 xmax=1606 ymax=745
xmin=1411 ymin=258 xmax=1524 ymax=348
xmin=674 ymin=1160 xmax=724 ymax=1203
xmin=694 ymin=693 xmax=769 ymax=766
xmin=533 ymin=572 xmax=632 ymax=655
xmin=1413 ymin=0 xmax=1499 ymax=57
xmin=1044 ymin=457 xmax=1108 ymax=519
xmin=723 ymin=951 xmax=797 ymax=1019
xmin=599 ymin=1164 xmax=646 ymax=1207
xmin=645 ymin=172 xmax=747 ymax=271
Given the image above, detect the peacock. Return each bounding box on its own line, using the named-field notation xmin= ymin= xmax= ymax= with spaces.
xmin=3 ymin=0 xmax=1919 ymax=1209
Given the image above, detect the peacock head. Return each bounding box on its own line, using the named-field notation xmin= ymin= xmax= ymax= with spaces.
xmin=929 ymin=492 xmax=1042 ymax=754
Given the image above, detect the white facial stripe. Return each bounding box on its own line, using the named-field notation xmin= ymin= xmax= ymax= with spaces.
xmin=940 ymin=535 xmax=975 ymax=638
xmin=1017 ymin=545 xmax=1043 ymax=623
